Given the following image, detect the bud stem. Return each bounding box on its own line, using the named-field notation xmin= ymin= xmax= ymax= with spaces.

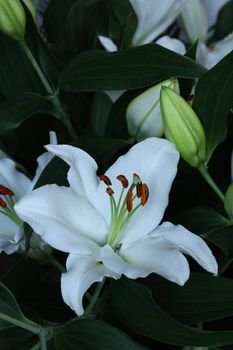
xmin=19 ymin=41 xmax=78 ymax=140
xmin=198 ymin=164 xmax=225 ymax=203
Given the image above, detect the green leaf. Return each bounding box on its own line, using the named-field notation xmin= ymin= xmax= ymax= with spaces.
xmin=193 ymin=50 xmax=233 ymax=162
xmin=0 ymin=326 xmax=36 ymax=350
xmin=0 ymin=93 xmax=48 ymax=134
xmin=0 ymin=281 xmax=27 ymax=322
xmin=34 ymin=157 xmax=69 ymax=189
xmin=90 ymin=92 xmax=113 ymax=136
xmin=0 ymin=33 xmax=44 ymax=98
xmin=54 ymin=319 xmax=146 ymax=350
xmin=148 ymin=272 xmax=233 ymax=325
xmin=210 ymin=0 xmax=233 ymax=42
xmin=59 ymin=44 xmax=206 ymax=92
xmin=204 ymin=225 xmax=233 ymax=262
xmin=112 ymin=278 xmax=233 ymax=347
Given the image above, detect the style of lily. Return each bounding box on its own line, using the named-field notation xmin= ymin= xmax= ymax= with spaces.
xmin=0 ymin=132 xmax=56 ymax=257
xmin=15 ymin=138 xmax=218 ymax=316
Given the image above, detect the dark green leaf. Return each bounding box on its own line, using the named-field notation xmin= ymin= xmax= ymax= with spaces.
xmin=204 ymin=225 xmax=233 ymax=262
xmin=0 ymin=33 xmax=44 ymax=98
xmin=210 ymin=0 xmax=233 ymax=42
xmin=112 ymin=278 xmax=233 ymax=346
xmin=148 ymin=272 xmax=233 ymax=325
xmin=90 ymin=92 xmax=113 ymax=136
xmin=193 ymin=50 xmax=233 ymax=161
xmin=0 ymin=94 xmax=48 ymax=134
xmin=0 ymin=326 xmax=36 ymax=350
xmin=55 ymin=319 xmax=146 ymax=350
xmin=0 ymin=282 xmax=26 ymax=322
xmin=34 ymin=157 xmax=69 ymax=189
xmin=59 ymin=44 xmax=206 ymax=92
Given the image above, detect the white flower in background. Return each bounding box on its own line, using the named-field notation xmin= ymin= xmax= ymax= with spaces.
xmin=99 ymin=0 xmax=187 ymax=51
xmin=203 ymin=0 xmax=230 ymax=27
xmin=126 ymin=79 xmax=179 ymax=140
xmin=15 ymin=138 xmax=217 ymax=316
xmin=0 ymin=131 xmax=56 ymax=257
xmin=180 ymin=0 xmax=208 ymax=43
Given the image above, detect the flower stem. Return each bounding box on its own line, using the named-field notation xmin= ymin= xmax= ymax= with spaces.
xmin=84 ymin=278 xmax=106 ymax=317
xmin=45 ymin=255 xmax=66 ymax=273
xmin=39 ymin=328 xmax=48 ymax=350
xmin=0 ymin=312 xmax=39 ymax=334
xmin=19 ymin=41 xmax=78 ymax=140
xmin=198 ymin=164 xmax=225 ymax=203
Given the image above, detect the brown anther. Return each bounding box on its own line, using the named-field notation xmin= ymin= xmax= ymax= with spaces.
xmin=141 ymin=184 xmax=149 ymax=206
xmin=99 ymin=175 xmax=112 ymax=186
xmin=133 ymin=173 xmax=142 ymax=185
xmin=0 ymin=197 xmax=7 ymax=208
xmin=126 ymin=190 xmax=133 ymax=212
xmin=106 ymin=187 xmax=114 ymax=196
xmin=0 ymin=185 xmax=14 ymax=196
xmin=117 ymin=175 xmax=129 ymax=188
xmin=136 ymin=183 xmax=143 ymax=198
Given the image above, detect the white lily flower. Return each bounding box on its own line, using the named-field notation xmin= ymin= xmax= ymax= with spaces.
xmin=0 ymin=131 xmax=56 ymax=256
xmin=15 ymin=138 xmax=217 ymax=316
xmin=180 ymin=0 xmax=208 ymax=43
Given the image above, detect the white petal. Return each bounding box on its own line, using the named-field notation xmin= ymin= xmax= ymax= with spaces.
xmin=104 ymin=90 xmax=123 ymax=102
xmin=15 ymin=184 xmax=108 ymax=253
xmin=120 ymin=235 xmax=190 ymax=284
xmin=98 ymin=35 xmax=118 ymax=52
xmin=151 ymin=222 xmax=218 ymax=275
xmin=0 ymin=214 xmax=23 ymax=254
xmin=45 ymin=144 xmax=99 ymax=203
xmin=94 ymin=138 xmax=179 ymax=244
xmin=130 ymin=0 xmax=187 ymax=46
xmin=156 ymin=35 xmax=186 ymax=55
xmin=204 ymin=33 xmax=233 ymax=69
xmin=30 ymin=131 xmax=58 ymax=189
xmin=203 ymin=0 xmax=229 ymax=27
xmin=180 ymin=0 xmax=208 ymax=43
xmin=61 ymin=253 xmax=120 ymax=315
xmin=0 ymin=158 xmax=31 ymax=200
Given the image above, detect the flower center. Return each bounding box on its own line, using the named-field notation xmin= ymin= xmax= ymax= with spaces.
xmin=100 ymin=174 xmax=149 ymax=250
xmin=0 ymin=185 xmax=22 ymax=226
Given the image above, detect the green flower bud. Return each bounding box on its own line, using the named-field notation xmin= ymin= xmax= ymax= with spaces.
xmin=22 ymin=0 xmax=36 ymax=21
xmin=126 ymin=79 xmax=179 ymax=141
xmin=224 ymin=182 xmax=233 ymax=220
xmin=160 ymin=86 xmax=206 ymax=167
xmin=0 ymin=0 xmax=26 ymax=40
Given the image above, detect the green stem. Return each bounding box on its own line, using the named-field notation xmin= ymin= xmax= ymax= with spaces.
xmin=84 ymin=278 xmax=106 ymax=317
xmin=198 ymin=164 xmax=225 ymax=203
xmin=39 ymin=328 xmax=48 ymax=350
xmin=0 ymin=312 xmax=39 ymax=334
xmin=45 ymin=255 xmax=66 ymax=273
xmin=19 ymin=41 xmax=78 ymax=140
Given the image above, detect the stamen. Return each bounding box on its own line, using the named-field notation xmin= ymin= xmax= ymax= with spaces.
xmin=0 ymin=185 xmax=14 ymax=196
xmin=117 ymin=175 xmax=129 ymax=188
xmin=141 ymin=184 xmax=149 ymax=206
xmin=0 ymin=197 xmax=7 ymax=208
xmin=106 ymin=187 xmax=114 ymax=196
xmin=126 ymin=190 xmax=133 ymax=212
xmin=136 ymin=183 xmax=142 ymax=198
xmin=100 ymin=175 xmax=112 ymax=186
xmin=133 ymin=173 xmax=141 ymax=185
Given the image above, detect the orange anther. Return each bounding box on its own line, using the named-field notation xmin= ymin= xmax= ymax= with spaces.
xmin=141 ymin=184 xmax=149 ymax=206
xmin=0 ymin=185 xmax=14 ymax=196
xmin=106 ymin=187 xmax=114 ymax=196
xmin=100 ymin=175 xmax=112 ymax=186
xmin=126 ymin=190 xmax=133 ymax=212
xmin=0 ymin=197 xmax=7 ymax=208
xmin=117 ymin=175 xmax=129 ymax=188
xmin=136 ymin=183 xmax=142 ymax=198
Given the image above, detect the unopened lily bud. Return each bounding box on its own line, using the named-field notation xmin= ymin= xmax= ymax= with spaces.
xmin=160 ymin=87 xmax=206 ymax=167
xmin=224 ymin=183 xmax=233 ymax=219
xmin=126 ymin=79 xmax=179 ymax=141
xmin=0 ymin=0 xmax=26 ymax=40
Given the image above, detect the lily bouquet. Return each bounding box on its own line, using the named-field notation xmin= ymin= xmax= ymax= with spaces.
xmin=0 ymin=0 xmax=233 ymax=349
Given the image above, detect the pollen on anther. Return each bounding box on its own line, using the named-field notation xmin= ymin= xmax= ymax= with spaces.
xmin=126 ymin=190 xmax=133 ymax=212
xmin=0 ymin=185 xmax=14 ymax=196
xmin=117 ymin=175 xmax=129 ymax=188
xmin=106 ymin=187 xmax=114 ymax=196
xmin=141 ymin=184 xmax=149 ymax=206
xmin=0 ymin=197 xmax=7 ymax=208
xmin=100 ymin=175 xmax=112 ymax=186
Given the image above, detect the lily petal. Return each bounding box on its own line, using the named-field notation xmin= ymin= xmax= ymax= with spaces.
xmin=98 ymin=35 xmax=118 ymax=52
xmin=61 ymin=253 xmax=120 ymax=315
xmin=15 ymin=184 xmax=108 ymax=253
xmin=0 ymin=214 xmax=23 ymax=254
xmin=151 ymin=222 xmax=218 ymax=275
xmin=45 ymin=144 xmax=99 ymax=203
xmin=0 ymin=158 xmax=31 ymax=199
xmin=156 ymin=35 xmax=186 ymax=55
xmin=94 ymin=138 xmax=179 ymax=244
xmin=130 ymin=0 xmax=187 ymax=46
